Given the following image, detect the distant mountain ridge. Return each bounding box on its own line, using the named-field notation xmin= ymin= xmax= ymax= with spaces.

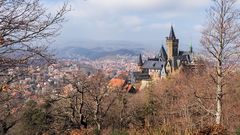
xmin=56 ymin=46 xmax=144 ymax=60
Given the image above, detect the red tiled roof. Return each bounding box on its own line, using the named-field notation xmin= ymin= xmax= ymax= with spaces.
xmin=109 ymin=78 xmax=126 ymax=88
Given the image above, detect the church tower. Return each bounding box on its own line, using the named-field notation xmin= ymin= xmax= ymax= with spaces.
xmin=166 ymin=26 xmax=179 ymax=70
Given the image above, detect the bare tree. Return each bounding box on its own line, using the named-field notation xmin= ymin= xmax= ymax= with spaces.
xmin=86 ymin=72 xmax=118 ymax=133
xmin=201 ymin=0 xmax=240 ymax=125
xmin=43 ymin=71 xmax=120 ymax=134
xmin=43 ymin=72 xmax=90 ymax=133
xmin=0 ymin=0 xmax=69 ymax=98
xmin=0 ymin=0 xmax=69 ymax=78
xmin=66 ymin=72 xmax=89 ymax=129
xmin=0 ymin=0 xmax=69 ymax=133
xmin=60 ymin=72 xmax=90 ymax=130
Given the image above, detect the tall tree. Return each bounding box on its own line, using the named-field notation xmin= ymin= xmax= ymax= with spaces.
xmin=86 ymin=72 xmax=118 ymax=134
xmin=0 ymin=0 xmax=69 ymax=133
xmin=201 ymin=0 xmax=240 ymax=125
xmin=0 ymin=0 xmax=69 ymax=82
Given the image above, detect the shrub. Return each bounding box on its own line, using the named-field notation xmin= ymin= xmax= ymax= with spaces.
xmin=236 ymin=128 xmax=240 ymax=135
xmin=111 ymin=129 xmax=129 ymax=135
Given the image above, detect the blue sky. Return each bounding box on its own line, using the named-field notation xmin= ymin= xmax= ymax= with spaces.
xmin=43 ymin=0 xmax=220 ymax=50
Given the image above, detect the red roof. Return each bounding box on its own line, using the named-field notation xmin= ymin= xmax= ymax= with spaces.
xmin=109 ymin=78 xmax=126 ymax=88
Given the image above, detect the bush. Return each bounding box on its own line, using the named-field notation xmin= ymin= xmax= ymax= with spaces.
xmin=94 ymin=128 xmax=101 ymax=135
xmin=197 ymin=125 xmax=228 ymax=135
xmin=22 ymin=108 xmax=48 ymax=134
xmin=20 ymin=100 xmax=52 ymax=135
xmin=236 ymin=128 xmax=240 ymax=135
xmin=111 ymin=129 xmax=129 ymax=135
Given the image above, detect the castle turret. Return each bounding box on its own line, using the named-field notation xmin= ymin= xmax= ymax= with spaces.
xmin=166 ymin=26 xmax=179 ymax=70
xmin=169 ymin=26 xmax=176 ymax=40
xmin=137 ymin=54 xmax=144 ymax=72
xmin=138 ymin=54 xmax=143 ymax=66
xmin=159 ymin=45 xmax=168 ymax=61
xmin=190 ymin=42 xmax=193 ymax=53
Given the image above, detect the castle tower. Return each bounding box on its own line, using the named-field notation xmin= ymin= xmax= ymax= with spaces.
xmin=138 ymin=54 xmax=143 ymax=71
xmin=166 ymin=26 xmax=179 ymax=70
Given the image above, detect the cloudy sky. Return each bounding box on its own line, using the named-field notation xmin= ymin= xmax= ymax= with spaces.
xmin=44 ymin=0 xmax=216 ymax=49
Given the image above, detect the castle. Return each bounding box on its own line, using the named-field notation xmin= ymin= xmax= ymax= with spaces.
xmin=130 ymin=26 xmax=195 ymax=83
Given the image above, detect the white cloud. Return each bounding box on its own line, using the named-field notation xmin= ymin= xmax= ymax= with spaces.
xmin=194 ymin=25 xmax=204 ymax=32
xmin=84 ymin=0 xmax=210 ymax=11
xmin=237 ymin=0 xmax=240 ymax=5
xmin=120 ymin=16 xmax=143 ymax=27
xmin=181 ymin=0 xmax=210 ymax=8
xmin=80 ymin=0 xmax=164 ymax=11
xmin=154 ymin=11 xmax=186 ymax=19
xmin=146 ymin=23 xmax=171 ymax=30
xmin=43 ymin=0 xmax=214 ymax=44
xmin=67 ymin=0 xmax=211 ymax=18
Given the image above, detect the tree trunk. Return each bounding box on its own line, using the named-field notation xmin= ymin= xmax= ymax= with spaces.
xmin=96 ymin=122 xmax=101 ymax=131
xmin=216 ymin=63 xmax=223 ymax=124
xmin=94 ymin=101 xmax=101 ymax=132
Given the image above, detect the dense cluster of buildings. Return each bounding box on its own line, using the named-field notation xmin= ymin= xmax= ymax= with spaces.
xmin=4 ymin=26 xmax=200 ymax=95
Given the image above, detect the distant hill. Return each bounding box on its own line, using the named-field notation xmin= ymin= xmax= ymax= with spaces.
xmin=54 ymin=40 xmax=148 ymax=49
xmin=56 ymin=47 xmax=144 ymax=60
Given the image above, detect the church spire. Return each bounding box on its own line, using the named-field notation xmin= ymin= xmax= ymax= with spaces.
xmin=190 ymin=42 xmax=193 ymax=53
xmin=138 ymin=54 xmax=143 ymax=66
xmin=169 ymin=25 xmax=176 ymax=40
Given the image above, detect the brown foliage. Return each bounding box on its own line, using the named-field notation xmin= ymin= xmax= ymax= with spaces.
xmin=0 ymin=0 xmax=69 ymax=134
xmin=148 ymin=70 xmax=240 ymax=134
xmin=196 ymin=124 xmax=228 ymax=135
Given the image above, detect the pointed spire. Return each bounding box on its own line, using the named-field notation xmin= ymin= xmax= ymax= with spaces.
xmin=190 ymin=41 xmax=193 ymax=53
xmin=159 ymin=45 xmax=168 ymax=61
xmin=138 ymin=54 xmax=143 ymax=66
xmin=169 ymin=25 xmax=176 ymax=40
